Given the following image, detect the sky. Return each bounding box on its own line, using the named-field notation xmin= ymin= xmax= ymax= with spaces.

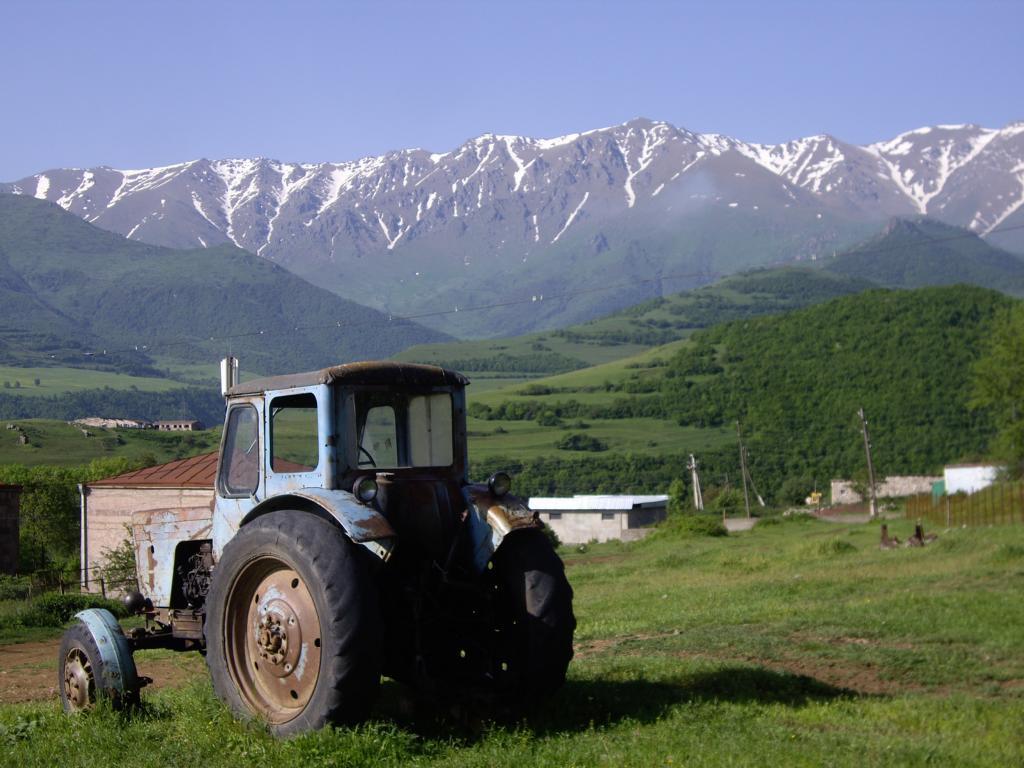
xmin=0 ymin=0 xmax=1021 ymax=180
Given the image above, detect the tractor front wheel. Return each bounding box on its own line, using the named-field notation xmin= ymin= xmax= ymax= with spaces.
xmin=205 ymin=511 xmax=381 ymax=736
xmin=492 ymin=528 xmax=575 ymax=707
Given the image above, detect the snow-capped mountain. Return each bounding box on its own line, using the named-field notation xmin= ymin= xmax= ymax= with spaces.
xmin=4 ymin=118 xmax=1023 ymax=336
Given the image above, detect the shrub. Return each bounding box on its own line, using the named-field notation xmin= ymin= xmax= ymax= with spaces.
xmin=0 ymin=575 xmax=32 ymax=600
xmin=653 ymin=513 xmax=728 ymax=540
xmin=556 ymin=433 xmax=608 ymax=452
xmin=18 ymin=592 xmax=127 ymax=627
xmin=817 ymin=538 xmax=857 ymax=556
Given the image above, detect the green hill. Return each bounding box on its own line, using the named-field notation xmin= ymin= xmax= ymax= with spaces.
xmin=464 ymin=285 xmax=1010 ymax=498
xmin=0 ymin=194 xmax=447 ymax=375
xmin=823 ymin=218 xmax=1024 ymax=294
xmin=397 ymin=267 xmax=875 ymax=378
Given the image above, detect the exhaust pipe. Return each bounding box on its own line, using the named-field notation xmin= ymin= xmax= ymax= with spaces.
xmin=220 ymin=356 xmax=239 ymax=397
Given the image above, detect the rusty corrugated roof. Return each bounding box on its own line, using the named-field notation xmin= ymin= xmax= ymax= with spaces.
xmin=88 ymin=452 xmax=218 ymax=489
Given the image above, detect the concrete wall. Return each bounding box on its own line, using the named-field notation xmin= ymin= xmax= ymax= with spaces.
xmin=830 ymin=476 xmax=941 ymax=505
xmin=0 ymin=486 xmax=19 ymax=574
xmin=82 ymin=486 xmax=214 ymax=592
xmin=539 ymin=505 xmax=666 ymax=544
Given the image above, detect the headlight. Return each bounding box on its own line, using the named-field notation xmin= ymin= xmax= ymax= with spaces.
xmin=353 ymin=476 xmax=378 ymax=504
xmin=488 ymin=471 xmax=512 ymax=497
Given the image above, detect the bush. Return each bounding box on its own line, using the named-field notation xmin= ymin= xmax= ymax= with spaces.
xmin=816 ymin=538 xmax=858 ymax=556
xmin=556 ymin=433 xmax=608 ymax=452
xmin=652 ymin=513 xmax=728 ymax=540
xmin=0 ymin=575 xmax=32 ymax=601
xmin=18 ymin=592 xmax=127 ymax=627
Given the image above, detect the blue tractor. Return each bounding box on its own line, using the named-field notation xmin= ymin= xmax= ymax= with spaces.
xmin=58 ymin=360 xmax=574 ymax=735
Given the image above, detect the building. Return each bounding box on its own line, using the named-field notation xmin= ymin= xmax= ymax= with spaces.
xmin=943 ymin=463 xmax=1002 ymax=495
xmin=154 ymin=419 xmax=205 ymax=432
xmin=830 ymin=476 xmax=941 ymax=505
xmin=73 ymin=417 xmax=152 ymax=430
xmin=0 ymin=484 xmax=20 ymax=574
xmin=528 ymin=494 xmax=669 ymax=545
xmin=81 ymin=452 xmax=218 ymax=592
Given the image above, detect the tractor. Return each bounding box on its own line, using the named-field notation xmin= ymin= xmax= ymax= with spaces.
xmin=58 ymin=359 xmax=574 ymax=735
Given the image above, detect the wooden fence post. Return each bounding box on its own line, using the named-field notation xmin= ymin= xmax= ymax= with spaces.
xmin=99 ymin=578 xmax=106 ymax=599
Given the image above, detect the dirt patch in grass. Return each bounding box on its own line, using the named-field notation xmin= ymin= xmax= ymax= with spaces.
xmin=0 ymin=638 xmax=206 ymax=705
xmin=575 ymin=632 xmax=926 ymax=696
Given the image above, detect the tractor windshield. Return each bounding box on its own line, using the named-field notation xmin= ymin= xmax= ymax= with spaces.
xmin=353 ymin=391 xmax=454 ymax=469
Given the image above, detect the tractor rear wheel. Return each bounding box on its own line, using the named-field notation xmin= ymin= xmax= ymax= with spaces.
xmin=492 ymin=528 xmax=575 ymax=707
xmin=205 ymin=511 xmax=381 ymax=736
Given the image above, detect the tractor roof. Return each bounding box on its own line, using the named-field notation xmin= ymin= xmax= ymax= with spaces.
xmin=228 ymin=361 xmax=469 ymax=397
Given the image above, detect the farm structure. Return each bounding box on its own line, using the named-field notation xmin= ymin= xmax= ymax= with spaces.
xmin=830 ymin=476 xmax=940 ymax=505
xmin=0 ymin=483 xmax=20 ymax=574
xmin=529 ymin=494 xmax=668 ymax=544
xmin=155 ymin=419 xmax=204 ymax=431
xmin=943 ymin=463 xmax=1002 ymax=495
xmin=79 ymin=453 xmax=217 ymax=593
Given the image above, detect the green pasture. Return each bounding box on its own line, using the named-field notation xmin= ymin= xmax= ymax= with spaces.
xmin=0 ymin=366 xmax=180 ymax=397
xmin=2 ymin=517 xmax=1021 ymax=766
xmin=0 ymin=420 xmax=221 ymax=467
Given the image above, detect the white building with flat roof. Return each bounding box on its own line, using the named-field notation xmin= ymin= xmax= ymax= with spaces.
xmin=529 ymin=494 xmax=669 ymax=544
xmin=944 ymin=464 xmax=1002 ymax=495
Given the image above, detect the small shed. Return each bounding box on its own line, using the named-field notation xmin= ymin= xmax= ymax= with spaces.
xmin=81 ymin=453 xmax=217 ymax=591
xmin=528 ymin=494 xmax=669 ymax=545
xmin=0 ymin=484 xmax=21 ymax=574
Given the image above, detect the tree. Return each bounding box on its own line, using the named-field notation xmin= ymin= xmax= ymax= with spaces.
xmin=971 ymin=304 xmax=1024 ymax=474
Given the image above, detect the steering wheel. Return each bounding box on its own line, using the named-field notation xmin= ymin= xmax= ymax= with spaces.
xmin=358 ymin=445 xmax=377 ymax=467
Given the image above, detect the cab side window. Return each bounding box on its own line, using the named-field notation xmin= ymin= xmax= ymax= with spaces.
xmin=270 ymin=393 xmax=319 ymax=473
xmin=221 ymin=406 xmax=259 ymax=496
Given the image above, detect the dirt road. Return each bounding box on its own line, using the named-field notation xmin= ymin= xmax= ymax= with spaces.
xmin=0 ymin=638 xmax=206 ymax=705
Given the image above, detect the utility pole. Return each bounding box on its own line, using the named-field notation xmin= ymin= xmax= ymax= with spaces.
xmin=736 ymin=421 xmax=752 ymax=518
xmin=858 ymin=407 xmax=879 ymax=520
xmin=688 ymin=454 xmax=704 ymax=511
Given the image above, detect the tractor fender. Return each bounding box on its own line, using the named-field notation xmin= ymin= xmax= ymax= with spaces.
xmin=240 ymin=488 xmax=396 ymax=562
xmin=73 ymin=608 xmax=139 ymax=697
xmin=462 ymin=484 xmax=541 ymax=573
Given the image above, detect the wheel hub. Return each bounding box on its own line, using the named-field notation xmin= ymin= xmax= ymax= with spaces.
xmin=63 ymin=649 xmax=94 ymax=711
xmin=228 ymin=563 xmax=322 ymax=722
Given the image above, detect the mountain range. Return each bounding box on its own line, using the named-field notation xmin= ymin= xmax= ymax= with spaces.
xmin=0 ymin=195 xmax=446 ymax=374
xmin=3 ymin=118 xmax=1023 ymax=336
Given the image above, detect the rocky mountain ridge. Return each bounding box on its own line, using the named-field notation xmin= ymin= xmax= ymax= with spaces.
xmin=5 ymin=118 xmax=1022 ymax=336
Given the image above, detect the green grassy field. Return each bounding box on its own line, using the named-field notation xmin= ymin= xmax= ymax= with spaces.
xmin=0 ymin=420 xmax=221 ymax=467
xmin=2 ymin=517 xmax=1021 ymax=766
xmin=0 ymin=366 xmax=181 ymax=397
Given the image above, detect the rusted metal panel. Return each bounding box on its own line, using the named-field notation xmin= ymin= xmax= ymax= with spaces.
xmin=462 ymin=484 xmax=540 ymax=572
xmin=132 ymin=505 xmax=214 ymax=606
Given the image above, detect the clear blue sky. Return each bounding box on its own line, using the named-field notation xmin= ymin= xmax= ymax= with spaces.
xmin=1 ymin=0 xmax=1020 ymax=180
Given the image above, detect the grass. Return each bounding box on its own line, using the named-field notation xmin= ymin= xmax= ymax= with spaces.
xmin=0 ymin=419 xmax=222 ymax=467
xmin=0 ymin=366 xmax=181 ymax=397
xmin=2 ymin=518 xmax=1021 ymax=766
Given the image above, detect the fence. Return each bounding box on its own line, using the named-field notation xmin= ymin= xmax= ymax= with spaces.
xmin=905 ymin=482 xmax=1024 ymax=528
xmin=0 ymin=564 xmax=138 ymax=601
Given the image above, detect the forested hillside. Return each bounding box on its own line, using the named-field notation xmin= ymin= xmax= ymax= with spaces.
xmin=469 ymin=285 xmax=1011 ymax=498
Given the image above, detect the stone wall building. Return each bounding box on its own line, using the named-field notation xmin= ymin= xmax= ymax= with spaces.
xmin=154 ymin=420 xmax=204 ymax=432
xmin=529 ymin=495 xmax=668 ymax=544
xmin=81 ymin=453 xmax=217 ymax=592
xmin=830 ymin=476 xmax=941 ymax=505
